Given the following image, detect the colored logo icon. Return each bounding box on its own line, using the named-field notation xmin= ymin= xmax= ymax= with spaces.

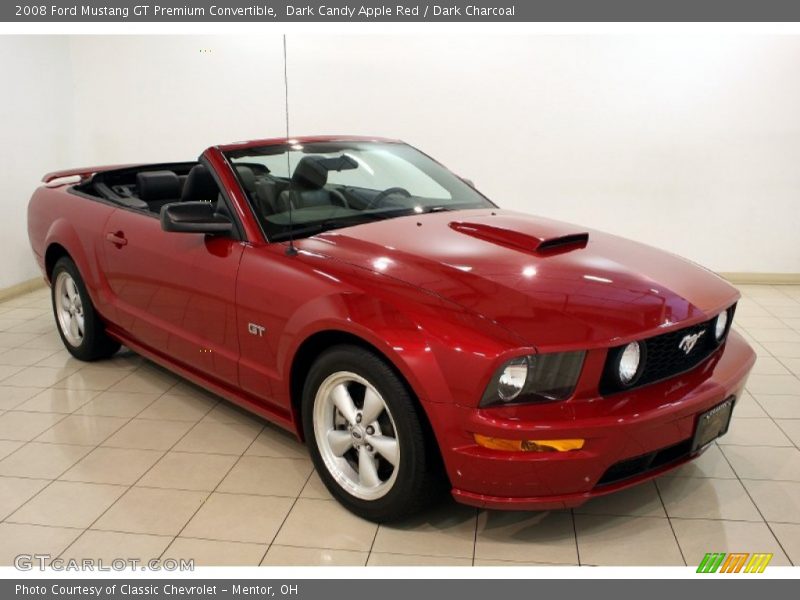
xmin=697 ymin=552 xmax=773 ymax=573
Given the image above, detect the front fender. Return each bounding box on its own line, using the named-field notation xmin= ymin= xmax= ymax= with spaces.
xmin=278 ymin=264 xmax=528 ymax=411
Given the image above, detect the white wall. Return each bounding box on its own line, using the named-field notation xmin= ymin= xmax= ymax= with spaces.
xmin=288 ymin=35 xmax=800 ymax=274
xmin=2 ymin=34 xmax=799 ymax=290
xmin=0 ymin=36 xmax=74 ymax=289
xmin=68 ymin=36 xmax=287 ymax=164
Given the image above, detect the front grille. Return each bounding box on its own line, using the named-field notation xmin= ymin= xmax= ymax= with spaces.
xmin=599 ymin=305 xmax=735 ymax=395
xmin=596 ymin=439 xmax=693 ymax=486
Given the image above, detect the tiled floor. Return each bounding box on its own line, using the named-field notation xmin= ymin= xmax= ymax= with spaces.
xmin=1 ymin=283 xmax=799 ymax=567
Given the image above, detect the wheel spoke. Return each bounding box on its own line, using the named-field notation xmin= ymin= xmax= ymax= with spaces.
xmin=366 ymin=434 xmax=399 ymax=467
xmin=326 ymin=429 xmax=353 ymax=456
xmin=361 ymin=387 xmax=384 ymax=425
xmin=331 ymin=383 xmax=358 ymax=425
xmin=358 ymin=446 xmax=381 ymax=488
xmin=75 ymin=314 xmax=85 ymax=335
xmin=66 ymin=279 xmax=78 ymax=301
xmin=68 ymin=315 xmax=80 ymax=340
xmin=60 ymin=294 xmax=71 ymax=310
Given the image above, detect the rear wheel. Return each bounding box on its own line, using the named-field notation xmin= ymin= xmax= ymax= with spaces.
xmin=51 ymin=257 xmax=120 ymax=361
xmin=302 ymin=345 xmax=442 ymax=522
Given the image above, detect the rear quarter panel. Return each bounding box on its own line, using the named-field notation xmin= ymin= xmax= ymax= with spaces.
xmin=27 ymin=184 xmax=117 ymax=317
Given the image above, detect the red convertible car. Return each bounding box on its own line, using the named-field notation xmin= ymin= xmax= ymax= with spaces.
xmin=28 ymin=136 xmax=755 ymax=522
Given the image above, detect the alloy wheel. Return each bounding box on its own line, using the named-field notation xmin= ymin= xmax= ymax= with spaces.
xmin=54 ymin=271 xmax=85 ymax=347
xmin=313 ymin=371 xmax=400 ymax=500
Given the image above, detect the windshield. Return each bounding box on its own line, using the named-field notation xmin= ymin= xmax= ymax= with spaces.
xmin=224 ymin=141 xmax=495 ymax=241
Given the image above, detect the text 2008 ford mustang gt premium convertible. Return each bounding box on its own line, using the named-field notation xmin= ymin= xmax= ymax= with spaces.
xmin=28 ymin=136 xmax=755 ymax=522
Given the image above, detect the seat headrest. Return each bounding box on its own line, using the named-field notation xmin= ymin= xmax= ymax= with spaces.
xmin=291 ymin=157 xmax=327 ymax=190
xmin=235 ymin=165 xmax=257 ymax=192
xmin=182 ymin=164 xmax=220 ymax=202
xmin=136 ymin=171 xmax=180 ymax=202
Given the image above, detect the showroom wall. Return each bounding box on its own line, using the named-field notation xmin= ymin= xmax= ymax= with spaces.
xmin=0 ymin=36 xmax=75 ymax=290
xmin=2 ymin=34 xmax=799 ymax=290
xmin=288 ymin=35 xmax=800 ymax=275
xmin=68 ymin=36 xmax=287 ymax=163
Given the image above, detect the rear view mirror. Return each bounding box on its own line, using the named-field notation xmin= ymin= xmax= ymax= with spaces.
xmin=460 ymin=177 xmax=475 ymax=188
xmin=160 ymin=201 xmax=233 ymax=235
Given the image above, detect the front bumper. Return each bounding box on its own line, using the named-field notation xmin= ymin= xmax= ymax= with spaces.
xmin=428 ymin=330 xmax=755 ymax=510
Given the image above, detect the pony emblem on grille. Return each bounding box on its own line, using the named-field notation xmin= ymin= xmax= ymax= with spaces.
xmin=679 ymin=331 xmax=706 ymax=354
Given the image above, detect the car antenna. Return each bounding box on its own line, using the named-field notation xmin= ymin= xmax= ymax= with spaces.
xmin=283 ymin=34 xmax=298 ymax=257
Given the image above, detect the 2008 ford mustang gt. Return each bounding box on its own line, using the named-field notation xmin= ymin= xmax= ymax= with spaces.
xmin=28 ymin=136 xmax=755 ymax=522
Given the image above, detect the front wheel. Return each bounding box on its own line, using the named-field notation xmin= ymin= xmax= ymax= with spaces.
xmin=51 ymin=257 xmax=120 ymax=361
xmin=302 ymin=345 xmax=442 ymax=522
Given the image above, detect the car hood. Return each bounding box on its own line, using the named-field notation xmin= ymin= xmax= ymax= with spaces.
xmin=297 ymin=209 xmax=739 ymax=350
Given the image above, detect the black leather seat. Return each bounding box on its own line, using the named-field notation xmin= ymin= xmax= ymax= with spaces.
xmin=235 ymin=165 xmax=257 ymax=194
xmin=254 ymin=178 xmax=290 ymax=215
xmin=182 ymin=164 xmax=234 ymax=223
xmin=182 ymin=164 xmax=220 ymax=203
xmin=277 ymin=157 xmax=337 ymax=211
xmin=136 ymin=170 xmax=181 ymax=212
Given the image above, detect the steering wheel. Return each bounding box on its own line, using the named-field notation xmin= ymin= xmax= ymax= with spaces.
xmin=366 ymin=187 xmax=411 ymax=209
xmin=329 ymin=188 xmax=350 ymax=208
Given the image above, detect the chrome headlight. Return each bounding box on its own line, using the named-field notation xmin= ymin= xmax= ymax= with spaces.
xmin=618 ymin=342 xmax=643 ymax=385
xmin=481 ymin=351 xmax=585 ymax=407
xmin=497 ymin=357 xmax=529 ymax=401
xmin=714 ymin=310 xmax=729 ymax=342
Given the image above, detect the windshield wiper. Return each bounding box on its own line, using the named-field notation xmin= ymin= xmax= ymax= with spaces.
xmin=271 ymin=213 xmax=392 ymax=242
xmin=270 ymin=205 xmax=464 ymax=242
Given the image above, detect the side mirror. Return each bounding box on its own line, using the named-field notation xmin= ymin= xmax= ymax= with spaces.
xmin=160 ymin=201 xmax=233 ymax=235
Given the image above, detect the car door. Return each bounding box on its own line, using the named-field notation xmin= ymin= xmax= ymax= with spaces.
xmin=102 ymin=189 xmax=243 ymax=386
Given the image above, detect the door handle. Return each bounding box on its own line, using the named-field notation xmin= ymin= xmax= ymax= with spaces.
xmin=105 ymin=231 xmax=127 ymax=247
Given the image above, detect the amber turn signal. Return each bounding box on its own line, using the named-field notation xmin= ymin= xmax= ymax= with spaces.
xmin=474 ymin=434 xmax=584 ymax=453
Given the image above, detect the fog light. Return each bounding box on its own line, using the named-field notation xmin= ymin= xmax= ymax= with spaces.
xmin=715 ymin=310 xmax=729 ymax=341
xmin=474 ymin=434 xmax=584 ymax=452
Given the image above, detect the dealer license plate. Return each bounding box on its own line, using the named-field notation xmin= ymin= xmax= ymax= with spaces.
xmin=692 ymin=396 xmax=735 ymax=452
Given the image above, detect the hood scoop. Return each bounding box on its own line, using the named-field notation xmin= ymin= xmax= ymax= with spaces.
xmin=449 ymin=221 xmax=589 ymax=256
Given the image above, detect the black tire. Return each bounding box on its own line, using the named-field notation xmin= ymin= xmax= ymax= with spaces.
xmin=302 ymin=344 xmax=444 ymax=522
xmin=51 ymin=256 xmax=120 ymax=361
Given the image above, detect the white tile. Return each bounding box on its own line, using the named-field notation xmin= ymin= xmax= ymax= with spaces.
xmin=372 ymin=501 xmax=476 ymax=558
xmin=661 ymin=444 xmax=736 ymax=479
xmin=721 ymin=445 xmax=800 ymax=481
xmin=8 ymin=481 xmax=127 ymax=528
xmin=777 ymin=419 xmax=800 ymax=447
xmin=274 ymin=498 xmax=377 ymax=552
xmin=746 ymin=374 xmax=800 ymax=395
xmin=0 ymin=411 xmax=64 ymax=441
xmin=719 ymin=417 xmax=792 ymax=447
xmin=575 ymin=515 xmax=683 ymax=566
xmin=742 ymin=480 xmax=800 ymax=523
xmin=671 ymin=518 xmax=790 ymax=566
xmin=218 ymin=456 xmax=312 ymax=497
xmin=754 ymin=394 xmax=800 ymax=419
xmin=770 ymin=522 xmax=800 ymax=565
xmin=15 ymin=388 xmax=99 ymax=413
xmin=575 ymin=481 xmax=666 ymax=517
xmin=0 ymin=523 xmax=82 ymax=566
xmin=263 ymin=545 xmax=366 ymax=566
xmin=657 ymin=477 xmax=761 ymax=521
xmin=474 ymin=510 xmax=577 ymax=564
xmin=181 ymin=492 xmax=293 ymax=544
xmin=93 ymin=487 xmax=208 ymax=536
xmin=0 ymin=386 xmax=42 ymax=410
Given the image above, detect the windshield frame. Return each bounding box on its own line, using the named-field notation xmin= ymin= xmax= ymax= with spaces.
xmin=222 ymin=139 xmax=497 ymax=243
